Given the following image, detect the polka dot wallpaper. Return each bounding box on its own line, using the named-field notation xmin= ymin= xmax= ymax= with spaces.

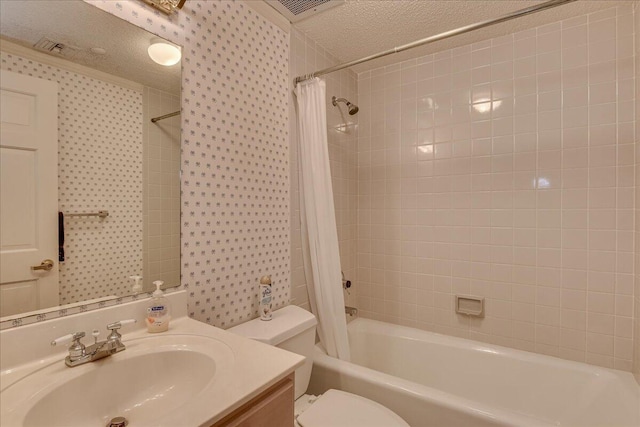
xmin=88 ymin=0 xmax=291 ymax=328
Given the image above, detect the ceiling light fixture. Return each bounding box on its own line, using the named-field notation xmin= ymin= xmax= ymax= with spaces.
xmin=139 ymin=0 xmax=186 ymax=15
xmin=147 ymin=39 xmax=181 ymax=66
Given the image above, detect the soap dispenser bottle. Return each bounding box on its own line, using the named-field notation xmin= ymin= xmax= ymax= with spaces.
xmin=130 ymin=275 xmax=143 ymax=294
xmin=145 ymin=280 xmax=171 ymax=333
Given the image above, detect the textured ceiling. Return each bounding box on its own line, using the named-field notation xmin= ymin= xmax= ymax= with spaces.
xmin=0 ymin=0 xmax=180 ymax=94
xmin=291 ymin=0 xmax=632 ymax=74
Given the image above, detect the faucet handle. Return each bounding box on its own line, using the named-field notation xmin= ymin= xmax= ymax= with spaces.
xmin=106 ymin=319 xmax=137 ymax=331
xmin=51 ymin=331 xmax=85 ymax=347
xmin=106 ymin=319 xmax=137 ymax=341
xmin=51 ymin=332 xmax=86 ymax=360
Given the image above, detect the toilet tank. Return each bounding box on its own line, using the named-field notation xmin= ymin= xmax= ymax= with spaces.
xmin=228 ymin=305 xmax=317 ymax=399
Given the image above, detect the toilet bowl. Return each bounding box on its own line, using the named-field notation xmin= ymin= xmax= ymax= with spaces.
xmin=295 ymin=389 xmax=409 ymax=427
xmin=228 ymin=305 xmax=409 ymax=427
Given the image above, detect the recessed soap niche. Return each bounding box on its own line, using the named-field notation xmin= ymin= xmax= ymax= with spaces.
xmin=455 ymin=295 xmax=485 ymax=318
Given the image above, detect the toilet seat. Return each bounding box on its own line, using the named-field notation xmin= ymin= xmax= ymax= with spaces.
xmin=296 ymin=389 xmax=409 ymax=427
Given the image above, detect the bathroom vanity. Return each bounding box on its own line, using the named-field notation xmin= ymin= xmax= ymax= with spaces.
xmin=0 ymin=291 xmax=304 ymax=427
xmin=214 ymin=374 xmax=295 ymax=426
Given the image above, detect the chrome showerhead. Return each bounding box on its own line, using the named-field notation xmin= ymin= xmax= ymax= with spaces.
xmin=332 ymin=96 xmax=359 ymax=115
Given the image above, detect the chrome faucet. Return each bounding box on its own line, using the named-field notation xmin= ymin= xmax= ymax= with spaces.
xmin=51 ymin=319 xmax=136 ymax=367
xmin=345 ymin=306 xmax=358 ymax=317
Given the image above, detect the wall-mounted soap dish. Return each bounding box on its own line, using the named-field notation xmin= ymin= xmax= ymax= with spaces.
xmin=455 ymin=295 xmax=484 ymax=317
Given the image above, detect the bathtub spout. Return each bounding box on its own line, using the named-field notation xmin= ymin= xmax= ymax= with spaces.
xmin=345 ymin=306 xmax=358 ymax=317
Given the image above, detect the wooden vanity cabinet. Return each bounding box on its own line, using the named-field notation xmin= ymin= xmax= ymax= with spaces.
xmin=212 ymin=374 xmax=294 ymax=427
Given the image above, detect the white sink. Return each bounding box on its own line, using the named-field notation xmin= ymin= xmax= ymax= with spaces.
xmin=0 ymin=291 xmax=304 ymax=427
xmin=1 ymin=334 xmax=234 ymax=427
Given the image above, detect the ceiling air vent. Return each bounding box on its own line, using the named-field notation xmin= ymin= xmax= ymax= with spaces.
xmin=33 ymin=37 xmax=67 ymax=54
xmin=265 ymin=0 xmax=344 ymax=23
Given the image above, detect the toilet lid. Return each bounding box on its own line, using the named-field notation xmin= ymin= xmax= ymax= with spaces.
xmin=296 ymin=389 xmax=410 ymax=427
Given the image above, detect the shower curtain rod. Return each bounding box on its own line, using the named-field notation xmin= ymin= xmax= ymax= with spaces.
xmin=294 ymin=0 xmax=576 ymax=85
xmin=151 ymin=110 xmax=180 ymax=123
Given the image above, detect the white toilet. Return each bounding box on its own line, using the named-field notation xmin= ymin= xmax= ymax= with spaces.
xmin=229 ymin=305 xmax=409 ymax=427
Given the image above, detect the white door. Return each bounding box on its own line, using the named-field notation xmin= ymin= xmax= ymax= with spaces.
xmin=0 ymin=70 xmax=59 ymax=318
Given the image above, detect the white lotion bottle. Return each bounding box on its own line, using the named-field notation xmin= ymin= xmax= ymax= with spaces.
xmin=145 ymin=280 xmax=171 ymax=333
xmin=259 ymin=275 xmax=272 ymax=321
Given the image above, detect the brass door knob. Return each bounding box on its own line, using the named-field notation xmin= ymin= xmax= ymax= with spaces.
xmin=31 ymin=259 xmax=54 ymax=271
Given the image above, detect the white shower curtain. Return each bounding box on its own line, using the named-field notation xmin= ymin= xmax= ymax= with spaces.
xmin=294 ymin=78 xmax=350 ymax=361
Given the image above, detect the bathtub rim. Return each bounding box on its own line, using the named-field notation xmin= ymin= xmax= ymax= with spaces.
xmin=313 ymin=343 xmax=553 ymax=427
xmin=312 ymin=317 xmax=639 ymax=427
xmin=346 ymin=317 xmax=638 ymax=385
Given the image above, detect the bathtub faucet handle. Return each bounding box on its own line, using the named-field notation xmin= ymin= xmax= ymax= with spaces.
xmin=342 ymin=271 xmax=352 ymax=295
xmin=345 ymin=306 xmax=358 ymax=317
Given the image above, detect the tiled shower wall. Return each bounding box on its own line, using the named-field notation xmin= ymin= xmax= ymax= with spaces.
xmin=289 ymin=28 xmax=359 ymax=311
xmin=356 ymin=5 xmax=635 ymax=370
xmin=142 ymin=87 xmax=181 ymax=291
xmin=0 ymin=51 xmax=144 ymax=305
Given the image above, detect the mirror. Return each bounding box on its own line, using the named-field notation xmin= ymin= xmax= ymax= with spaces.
xmin=0 ymin=0 xmax=181 ymax=320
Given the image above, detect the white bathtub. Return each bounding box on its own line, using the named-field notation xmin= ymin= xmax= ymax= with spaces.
xmin=308 ymin=318 xmax=639 ymax=427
